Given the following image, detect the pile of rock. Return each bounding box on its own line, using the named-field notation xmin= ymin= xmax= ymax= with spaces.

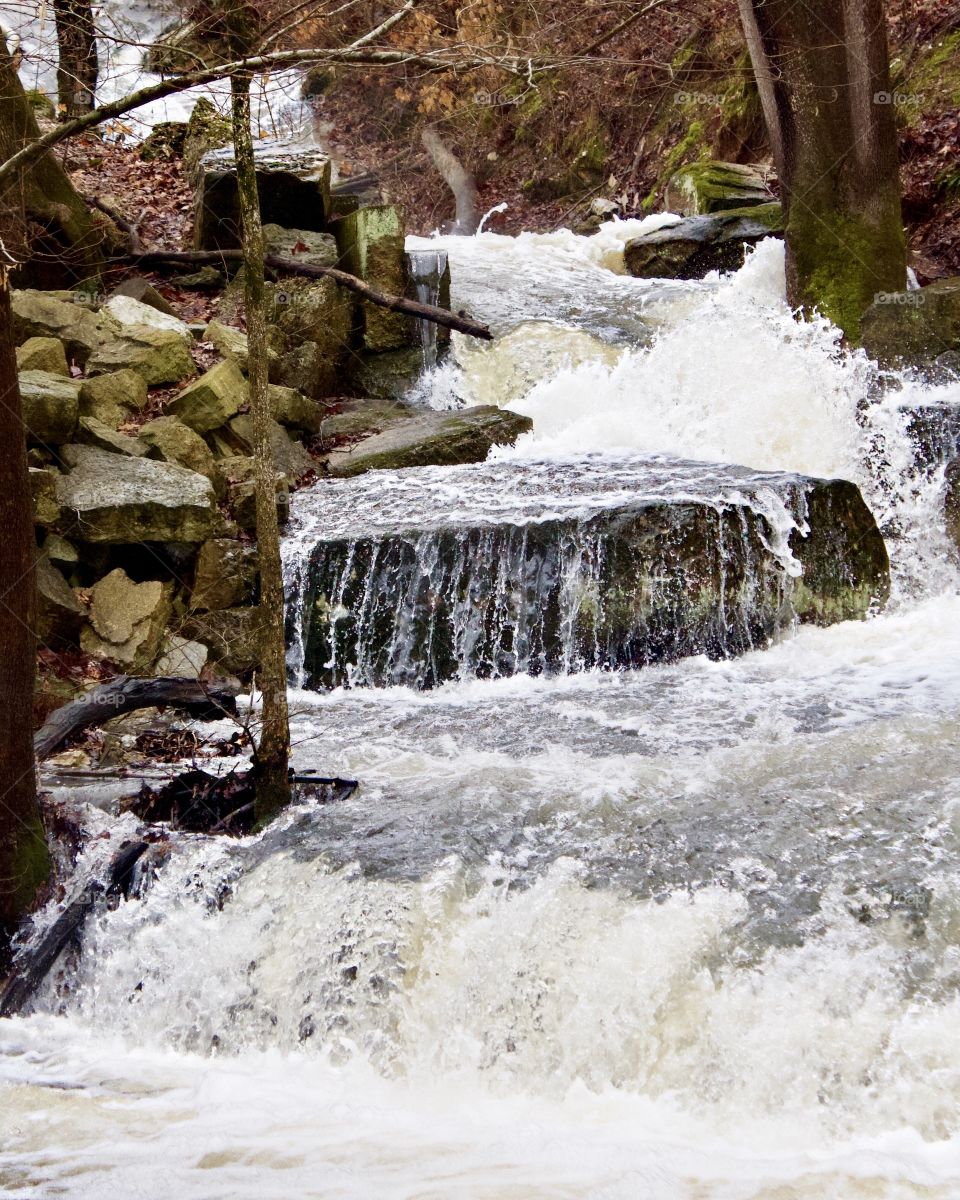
xmin=20 ymin=252 xmax=528 ymax=689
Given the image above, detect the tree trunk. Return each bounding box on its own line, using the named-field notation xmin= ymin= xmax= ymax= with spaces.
xmin=0 ymin=39 xmax=104 ymax=287
xmin=737 ymin=0 xmax=906 ymax=341
xmin=229 ymin=69 xmax=292 ymax=824
xmin=54 ymin=0 xmax=99 ymax=120
xmin=0 ymin=270 xmax=49 ymax=973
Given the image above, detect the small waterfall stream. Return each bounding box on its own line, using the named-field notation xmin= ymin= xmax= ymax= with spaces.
xmin=5 ymin=228 xmax=960 ymax=1199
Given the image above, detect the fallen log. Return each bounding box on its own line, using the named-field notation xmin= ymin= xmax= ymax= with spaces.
xmin=0 ymin=839 xmax=149 ymax=1017
xmin=120 ymin=249 xmax=493 ymax=341
xmin=34 ymin=676 xmax=240 ymax=762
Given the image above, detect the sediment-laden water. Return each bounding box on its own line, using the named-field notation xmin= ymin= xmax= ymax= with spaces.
xmin=4 ymin=231 xmax=960 ymax=1198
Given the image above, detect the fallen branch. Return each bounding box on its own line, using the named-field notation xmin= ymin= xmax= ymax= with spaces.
xmin=34 ymin=676 xmax=240 ymax=762
xmin=83 ymin=194 xmax=143 ymax=252
xmin=122 ymin=249 xmax=494 ymax=340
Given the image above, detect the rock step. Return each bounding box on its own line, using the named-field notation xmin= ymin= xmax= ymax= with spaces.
xmin=288 ymin=458 xmax=889 ymax=689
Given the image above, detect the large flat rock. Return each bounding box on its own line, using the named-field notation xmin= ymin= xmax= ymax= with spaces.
xmin=284 ymin=456 xmax=890 ymax=689
xmin=56 ymin=445 xmax=218 ymax=543
xmin=324 ymin=405 xmax=533 ymax=477
xmin=624 ymin=204 xmax=783 ymax=280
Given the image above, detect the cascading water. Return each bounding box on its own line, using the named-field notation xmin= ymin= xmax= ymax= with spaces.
xmin=5 ymin=227 xmax=960 ymax=1199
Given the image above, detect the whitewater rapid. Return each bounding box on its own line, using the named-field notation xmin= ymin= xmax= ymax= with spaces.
xmin=4 ymin=228 xmax=960 ymax=1198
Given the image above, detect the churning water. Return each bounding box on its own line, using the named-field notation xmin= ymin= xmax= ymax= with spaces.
xmin=5 ymin=229 xmax=960 ymax=1199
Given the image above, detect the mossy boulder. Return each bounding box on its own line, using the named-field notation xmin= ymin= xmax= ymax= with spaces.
xmin=57 ymin=445 xmax=218 ymax=543
xmin=227 ymin=414 xmax=315 ymax=484
xmin=81 ymin=569 xmax=173 ymax=669
xmin=190 ymin=538 xmax=259 ymax=611
xmin=335 ymin=204 xmax=408 ymax=351
xmin=324 ymin=406 xmax=533 ymax=477
xmin=168 ymin=360 xmax=247 ymax=433
xmin=12 ymin=290 xmax=115 ymax=366
xmin=16 ymin=337 xmax=69 ymax=376
xmin=203 ymin=319 xmax=250 ymax=372
xmin=76 ymin=415 xmax=149 ymax=456
xmin=297 ymin=468 xmax=888 ymax=689
xmin=624 ymin=203 xmax=784 ymax=279
xmin=19 ymin=370 xmax=80 ymax=443
xmin=349 ymin=348 xmax=426 ymax=402
xmin=194 ymin=142 xmax=332 ymax=251
xmin=182 ymin=97 xmax=232 ymax=182
xmin=87 ymin=325 xmax=196 ymax=386
xmin=139 ymin=121 xmax=188 ymax=162
xmin=860 ymin=278 xmax=960 ymax=369
xmin=139 ymin=415 xmax=224 ymax=494
xmin=665 ymin=161 xmax=776 ymax=216
xmin=267 ymin=384 xmax=324 ymax=434
xmin=268 ymin=276 xmax=354 ymax=397
xmin=79 ymin=369 xmax=148 ymax=429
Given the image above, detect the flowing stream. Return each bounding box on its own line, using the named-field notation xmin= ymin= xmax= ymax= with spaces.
xmin=5 ymin=227 xmax=960 ymax=1198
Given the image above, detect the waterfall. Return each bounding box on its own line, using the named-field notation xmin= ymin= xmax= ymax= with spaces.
xmin=6 ymin=227 xmax=960 ymax=1200
xmin=406 ymin=248 xmax=450 ymax=370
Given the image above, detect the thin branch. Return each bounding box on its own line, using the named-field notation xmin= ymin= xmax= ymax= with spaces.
xmin=0 ymin=43 xmax=530 ymax=191
xmin=579 ymin=0 xmax=675 ymax=60
xmin=122 ymin=249 xmax=494 ymax=340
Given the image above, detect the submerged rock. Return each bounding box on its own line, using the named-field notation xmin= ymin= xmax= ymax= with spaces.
xmin=324 ymin=406 xmax=533 ymax=477
xmin=624 ymin=203 xmax=783 ymax=279
xmin=56 ymin=445 xmax=218 ymax=543
xmin=291 ymin=459 xmax=889 ymax=689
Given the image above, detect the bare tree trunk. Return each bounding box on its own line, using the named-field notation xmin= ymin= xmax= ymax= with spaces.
xmin=0 ymin=269 xmax=49 ymax=972
xmin=54 ymin=0 xmax=99 ymax=121
xmin=229 ymin=66 xmax=292 ymax=824
xmin=422 ymin=126 xmax=479 ymax=235
xmin=737 ymin=0 xmax=905 ymax=341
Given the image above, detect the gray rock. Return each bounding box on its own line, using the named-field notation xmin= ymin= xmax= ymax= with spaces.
xmin=624 ymin=203 xmax=784 ymax=280
xmin=77 ymin=415 xmax=149 ymax=456
xmin=324 ymin=405 xmax=533 ymax=477
xmin=81 ymin=568 xmax=172 ymax=669
xmin=227 ymin=413 xmax=315 ymax=483
xmin=19 ymin=370 xmax=81 ymax=443
xmin=268 ymin=384 xmax=324 ymax=434
xmin=168 ymin=359 xmax=248 ymax=433
xmin=154 ymin=635 xmax=208 ymax=677
xmin=109 ymin=277 xmax=180 ymax=317
xmin=57 ymin=445 xmax=218 ymax=543
xmin=35 ymin=555 xmax=83 ymax=645
xmin=103 ymin=295 xmax=194 ymax=340
xmin=195 ymin=141 xmax=332 ymax=251
xmin=12 ymin=289 xmax=116 ymax=366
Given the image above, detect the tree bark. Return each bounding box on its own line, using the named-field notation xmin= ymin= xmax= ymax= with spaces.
xmin=0 ymin=39 xmax=104 ymax=287
xmin=228 ymin=44 xmax=292 ymax=823
xmin=421 ymin=126 xmax=479 ymax=235
xmin=0 ymin=270 xmax=49 ymax=974
xmin=54 ymin=0 xmax=99 ymax=121
xmin=737 ymin=0 xmax=906 ymax=341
